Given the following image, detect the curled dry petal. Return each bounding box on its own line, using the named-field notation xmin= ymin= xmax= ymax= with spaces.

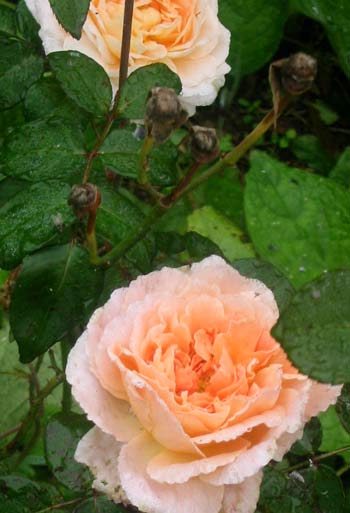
xmin=66 ymin=256 xmax=341 ymax=513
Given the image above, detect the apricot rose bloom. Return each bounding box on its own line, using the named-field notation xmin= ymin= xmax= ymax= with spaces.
xmin=66 ymin=256 xmax=340 ymax=513
xmin=24 ymin=0 xmax=231 ymax=111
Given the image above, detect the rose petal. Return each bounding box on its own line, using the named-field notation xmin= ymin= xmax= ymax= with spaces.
xmin=75 ymin=426 xmax=126 ymax=503
xmin=222 ymin=472 xmax=263 ymax=513
xmin=66 ymin=331 xmax=142 ymax=442
xmin=118 ymin=432 xmax=224 ymax=513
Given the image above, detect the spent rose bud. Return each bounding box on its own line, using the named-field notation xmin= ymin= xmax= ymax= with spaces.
xmin=145 ymin=87 xmax=188 ymax=143
xmin=281 ymin=52 xmax=317 ymax=95
xmin=190 ymin=125 xmax=220 ymax=163
xmin=68 ymin=183 xmax=101 ymax=216
xmin=66 ymin=256 xmax=340 ymax=513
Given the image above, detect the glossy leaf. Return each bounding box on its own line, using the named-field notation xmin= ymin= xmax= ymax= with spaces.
xmin=10 ymin=244 xmax=104 ymax=362
xmin=49 ymin=51 xmax=112 ymax=116
xmin=273 ymin=270 xmax=350 ymax=383
xmin=48 ymin=0 xmax=90 ymax=39
xmin=96 ymin=187 xmax=155 ymax=272
xmin=245 ymin=151 xmax=350 ymax=288
xmin=233 ymin=258 xmax=294 ymax=313
xmin=0 ymin=39 xmax=43 ymax=109
xmin=0 ymin=181 xmax=75 ymax=269
xmin=0 ymin=119 xmax=86 ymax=182
xmin=100 ymin=127 xmax=178 ymax=186
xmin=45 ymin=412 xmax=92 ymax=490
xmin=118 ymin=63 xmax=181 ymax=119
xmin=188 ymin=206 xmax=254 ymax=262
xmin=218 ymin=0 xmax=288 ymax=77
xmin=335 ymin=384 xmax=350 ymax=434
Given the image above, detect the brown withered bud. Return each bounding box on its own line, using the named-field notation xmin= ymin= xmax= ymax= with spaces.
xmin=68 ymin=183 xmax=101 ymax=217
xmin=190 ymin=126 xmax=220 ymax=164
xmin=145 ymin=87 xmax=188 ymax=143
xmin=281 ymin=52 xmax=317 ymax=96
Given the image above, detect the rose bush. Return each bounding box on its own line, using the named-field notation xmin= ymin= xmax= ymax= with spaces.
xmin=24 ymin=0 xmax=230 ymax=111
xmin=66 ymin=256 xmax=341 ymax=513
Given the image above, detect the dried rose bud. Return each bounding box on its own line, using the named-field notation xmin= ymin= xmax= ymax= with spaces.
xmin=68 ymin=183 xmax=101 ymax=217
xmin=281 ymin=52 xmax=317 ymax=96
xmin=145 ymin=87 xmax=188 ymax=143
xmin=190 ymin=126 xmax=219 ymax=163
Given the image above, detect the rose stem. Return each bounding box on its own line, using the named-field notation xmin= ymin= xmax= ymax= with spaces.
xmin=95 ymin=99 xmax=290 ymax=267
xmin=1 ymin=373 xmax=64 ymax=461
xmin=34 ymin=495 xmax=94 ymax=513
xmin=81 ymin=0 xmax=135 ymax=184
xmin=138 ymin=135 xmax=155 ymax=185
xmin=161 ymin=161 xmax=201 ymax=207
xmin=284 ymin=445 xmax=350 ymax=473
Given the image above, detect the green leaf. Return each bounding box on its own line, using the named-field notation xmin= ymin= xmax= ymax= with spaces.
xmin=319 ymin=406 xmax=350 ymax=457
xmin=293 ymin=0 xmax=350 ymax=76
xmin=0 ymin=119 xmax=86 ymax=182
xmin=188 ymin=206 xmax=254 ymax=262
xmin=45 ymin=412 xmax=92 ymax=491
xmin=232 ymin=258 xmax=294 ymax=313
xmin=291 ymin=134 xmax=335 ymax=175
xmin=100 ymin=127 xmax=178 ymax=186
xmin=218 ymin=0 xmax=288 ymax=77
xmin=312 ymin=100 xmax=339 ymax=126
xmin=0 ymin=475 xmax=50 ymax=513
xmin=330 ymin=147 xmax=350 ymax=188
xmin=10 ymin=244 xmax=104 ymax=362
xmin=74 ymin=496 xmax=126 ymax=513
xmin=0 ymin=181 xmax=75 ymax=269
xmin=15 ymin=0 xmax=41 ymax=44
xmin=0 ymin=177 xmax=26 ymax=208
xmin=245 ymin=151 xmax=350 ymax=288
xmin=335 ymin=384 xmax=350 ymax=434
xmin=290 ymin=417 xmax=322 ymax=456
xmin=0 ymin=40 xmax=43 ymax=110
xmin=96 ymin=187 xmax=155 ymax=272
xmin=24 ymin=77 xmax=89 ymax=126
xmin=273 ymin=270 xmax=350 ymax=384
xmin=49 ymin=51 xmax=112 ymax=116
xmin=118 ymin=63 xmax=181 ymax=119
xmin=48 ymin=0 xmax=90 ymax=39
xmin=0 ymin=5 xmax=16 ymax=37
xmin=192 ymin=167 xmax=245 ymax=230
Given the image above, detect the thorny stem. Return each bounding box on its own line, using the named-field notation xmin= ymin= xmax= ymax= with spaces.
xmin=34 ymin=495 xmax=94 ymax=513
xmin=284 ymin=445 xmax=350 ymax=473
xmin=96 ymin=98 xmax=290 ymax=267
xmin=138 ymin=135 xmax=154 ymax=184
xmin=2 ymin=373 xmax=64 ymax=459
xmin=81 ymin=0 xmax=134 ymax=184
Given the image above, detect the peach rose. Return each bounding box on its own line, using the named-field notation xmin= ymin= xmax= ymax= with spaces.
xmin=66 ymin=256 xmax=340 ymax=513
xmin=24 ymin=0 xmax=231 ymax=112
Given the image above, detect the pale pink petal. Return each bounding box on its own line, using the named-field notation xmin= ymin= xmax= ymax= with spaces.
xmin=118 ymin=432 xmax=224 ymax=513
xmin=222 ymin=472 xmax=263 ymax=513
xmin=66 ymin=332 xmax=142 ymax=442
xmin=305 ymin=382 xmax=341 ymax=419
xmin=75 ymin=427 xmax=126 ymax=503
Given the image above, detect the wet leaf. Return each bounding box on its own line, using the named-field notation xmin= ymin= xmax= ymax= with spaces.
xmin=48 ymin=0 xmax=90 ymax=39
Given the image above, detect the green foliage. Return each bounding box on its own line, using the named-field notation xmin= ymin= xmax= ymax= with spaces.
xmin=245 ymin=151 xmax=350 ymax=288
xmin=48 ymin=0 xmax=90 ymax=39
xmin=0 ymin=181 xmax=75 ymax=269
xmin=219 ymin=0 xmax=289 ymax=77
xmin=49 ymin=51 xmax=113 ymax=116
xmin=336 ymin=385 xmax=350 ymax=434
xmin=330 ymin=148 xmax=350 ymax=188
xmin=45 ymin=412 xmax=92 ymax=490
xmin=0 ymin=39 xmax=43 ymax=110
xmin=10 ymin=244 xmax=104 ymax=362
xmin=273 ymin=270 xmax=350 ymax=384
xmin=291 ymin=417 xmax=322 ymax=456
xmin=118 ymin=63 xmax=182 ymax=119
xmin=0 ymin=119 xmax=86 ymax=182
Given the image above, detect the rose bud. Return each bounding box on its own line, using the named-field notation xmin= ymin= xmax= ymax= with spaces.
xmin=68 ymin=183 xmax=101 ymax=217
xmin=190 ymin=125 xmax=220 ymax=163
xmin=281 ymin=52 xmax=317 ymax=96
xmin=145 ymin=87 xmax=188 ymax=143
xmin=66 ymin=256 xmax=341 ymax=513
